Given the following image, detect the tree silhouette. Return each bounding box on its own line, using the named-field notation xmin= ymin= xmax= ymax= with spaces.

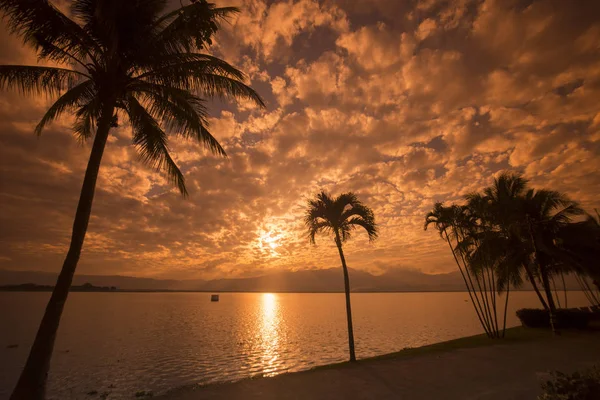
xmin=0 ymin=1 xmax=264 ymax=398
xmin=520 ymin=187 xmax=585 ymax=330
xmin=426 ymin=171 xmax=597 ymax=336
xmin=305 ymin=191 xmax=377 ymax=361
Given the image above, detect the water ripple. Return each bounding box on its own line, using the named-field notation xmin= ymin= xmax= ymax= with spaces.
xmin=0 ymin=291 xmax=592 ymax=399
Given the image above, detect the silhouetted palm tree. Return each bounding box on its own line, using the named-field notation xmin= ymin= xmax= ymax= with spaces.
xmin=0 ymin=1 xmax=263 ymax=398
xmin=521 ymin=188 xmax=585 ymax=327
xmin=480 ymin=173 xmax=550 ymax=308
xmin=305 ymin=191 xmax=377 ymax=361
xmin=554 ymin=216 xmax=600 ymax=299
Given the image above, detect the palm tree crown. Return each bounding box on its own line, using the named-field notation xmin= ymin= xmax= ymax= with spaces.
xmin=305 ymin=191 xmax=378 ymax=244
xmin=0 ymin=0 xmax=264 ymax=196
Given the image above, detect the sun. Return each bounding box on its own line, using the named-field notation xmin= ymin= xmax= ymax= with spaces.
xmin=258 ymin=230 xmax=283 ymax=255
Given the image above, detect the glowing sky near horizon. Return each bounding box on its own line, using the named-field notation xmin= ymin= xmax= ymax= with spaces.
xmin=0 ymin=0 xmax=599 ymax=280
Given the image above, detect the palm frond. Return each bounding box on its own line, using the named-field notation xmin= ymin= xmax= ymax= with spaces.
xmin=131 ymin=82 xmax=225 ymax=156
xmin=35 ymin=37 xmax=89 ymax=69
xmin=125 ymin=96 xmax=187 ymax=196
xmin=154 ymin=3 xmax=239 ymax=29
xmin=0 ymin=0 xmax=100 ymax=61
xmin=73 ymin=98 xmax=100 ymax=141
xmin=307 ymin=220 xmax=332 ymax=244
xmin=424 ymin=202 xmax=450 ymax=236
xmin=346 ymin=217 xmax=378 ymax=241
xmin=134 ymin=53 xmax=246 ymax=80
xmin=35 ymin=79 xmax=95 ymax=136
xmin=140 ymin=60 xmax=265 ymax=108
xmin=149 ymin=3 xmax=239 ymax=53
xmin=0 ymin=65 xmax=85 ymax=95
xmin=340 ymin=201 xmax=372 ymax=222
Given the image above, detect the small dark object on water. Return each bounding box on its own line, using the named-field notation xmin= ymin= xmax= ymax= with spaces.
xmin=211 ymin=294 xmax=219 ymax=302
xmin=86 ymin=390 xmax=98 ymax=396
xmin=6 ymin=344 xmax=18 ymax=349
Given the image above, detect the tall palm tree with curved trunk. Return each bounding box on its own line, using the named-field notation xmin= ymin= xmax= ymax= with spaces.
xmin=0 ymin=1 xmax=264 ymax=398
xmin=305 ymin=191 xmax=378 ymax=362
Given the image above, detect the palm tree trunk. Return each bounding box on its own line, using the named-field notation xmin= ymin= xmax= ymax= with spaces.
xmin=551 ymin=275 xmax=561 ymax=308
xmin=538 ymin=262 xmax=559 ymax=334
xmin=444 ymin=232 xmax=492 ymax=336
xmin=457 ymin=249 xmax=494 ymax=335
xmin=501 ymin=283 xmax=510 ymax=338
xmin=524 ymin=264 xmax=549 ymax=311
xmin=483 ymin=266 xmax=499 ymax=337
xmin=477 ymin=268 xmax=495 ymax=336
xmin=10 ymin=101 xmax=115 ymax=400
xmin=455 ymin=227 xmax=496 ymax=337
xmin=561 ymin=272 xmax=567 ymax=309
xmin=575 ymin=274 xmax=598 ymax=307
xmin=524 ymin=215 xmax=551 ymax=313
xmin=490 ymin=268 xmax=499 ymax=335
xmin=479 ymin=227 xmax=499 ymax=337
xmin=334 ymin=232 xmax=356 ymax=362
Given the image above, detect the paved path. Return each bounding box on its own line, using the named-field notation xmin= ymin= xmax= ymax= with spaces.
xmin=160 ymin=332 xmax=600 ymax=400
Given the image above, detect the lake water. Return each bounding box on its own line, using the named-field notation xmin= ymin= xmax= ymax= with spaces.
xmin=0 ymin=291 xmax=592 ymax=399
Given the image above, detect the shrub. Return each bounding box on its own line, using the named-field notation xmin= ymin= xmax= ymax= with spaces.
xmin=516 ymin=308 xmax=593 ymax=329
xmin=538 ymin=366 xmax=600 ymax=400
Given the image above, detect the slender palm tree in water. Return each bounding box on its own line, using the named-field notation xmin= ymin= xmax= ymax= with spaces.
xmin=0 ymin=1 xmax=264 ymax=398
xmin=305 ymin=191 xmax=378 ymax=361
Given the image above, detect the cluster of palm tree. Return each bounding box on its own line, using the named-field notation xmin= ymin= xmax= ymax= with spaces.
xmin=425 ymin=172 xmax=600 ymax=337
xmin=0 ymin=1 xmax=263 ymax=398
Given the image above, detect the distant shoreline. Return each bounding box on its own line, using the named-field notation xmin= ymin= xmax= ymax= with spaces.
xmin=0 ymin=283 xmax=116 ymax=292
xmin=2 ymin=268 xmax=587 ymax=294
xmin=0 ymin=285 xmax=576 ymax=294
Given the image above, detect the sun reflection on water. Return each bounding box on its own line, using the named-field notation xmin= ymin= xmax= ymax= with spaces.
xmin=259 ymin=293 xmax=281 ymax=376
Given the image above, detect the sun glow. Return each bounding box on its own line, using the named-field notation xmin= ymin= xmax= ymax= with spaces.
xmin=258 ymin=230 xmax=284 ymax=255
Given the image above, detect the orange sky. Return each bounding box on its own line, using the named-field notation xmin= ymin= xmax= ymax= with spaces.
xmin=0 ymin=0 xmax=599 ymax=280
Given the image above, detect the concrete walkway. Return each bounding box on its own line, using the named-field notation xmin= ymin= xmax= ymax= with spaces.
xmin=159 ymin=332 xmax=600 ymax=400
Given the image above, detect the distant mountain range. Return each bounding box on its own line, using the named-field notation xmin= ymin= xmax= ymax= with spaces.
xmin=0 ymin=267 xmax=581 ymax=292
xmin=0 ymin=268 xmax=470 ymax=292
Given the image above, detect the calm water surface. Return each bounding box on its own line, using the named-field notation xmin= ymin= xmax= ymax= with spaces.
xmin=0 ymin=291 xmax=591 ymax=399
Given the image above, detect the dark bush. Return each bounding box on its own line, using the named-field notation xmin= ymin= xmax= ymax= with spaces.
xmin=538 ymin=366 xmax=600 ymax=400
xmin=516 ymin=308 xmax=593 ymax=329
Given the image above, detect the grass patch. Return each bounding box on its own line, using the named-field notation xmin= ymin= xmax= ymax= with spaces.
xmin=367 ymin=326 xmax=550 ymax=361
xmin=310 ymin=326 xmax=580 ymax=372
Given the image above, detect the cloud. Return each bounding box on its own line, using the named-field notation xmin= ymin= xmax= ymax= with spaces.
xmin=0 ymin=0 xmax=599 ymax=279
